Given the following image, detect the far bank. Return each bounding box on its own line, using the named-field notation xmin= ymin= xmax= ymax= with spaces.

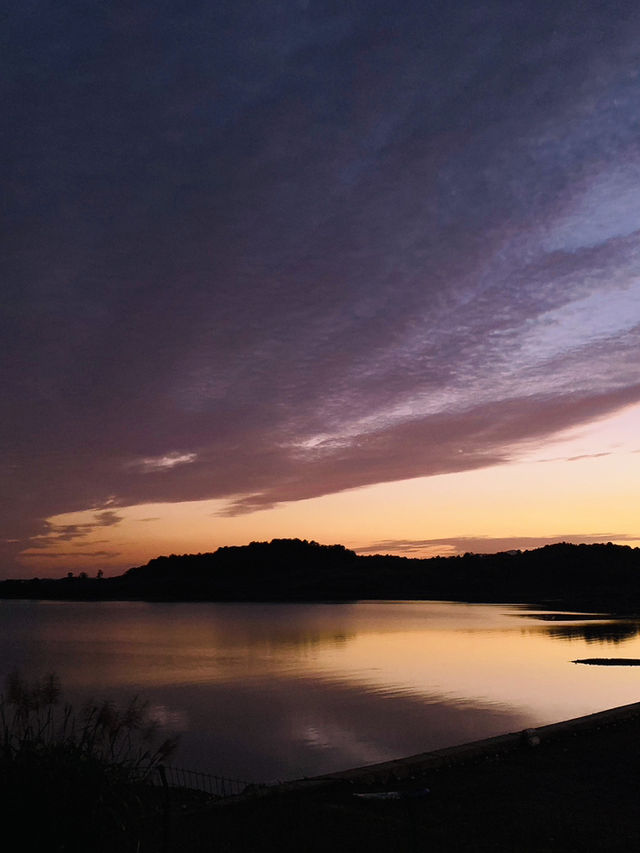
xmin=3 ymin=539 xmax=640 ymax=615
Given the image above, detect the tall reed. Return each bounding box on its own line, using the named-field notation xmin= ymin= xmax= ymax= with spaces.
xmin=0 ymin=670 xmax=178 ymax=852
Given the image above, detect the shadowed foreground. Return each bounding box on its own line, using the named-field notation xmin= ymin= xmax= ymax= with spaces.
xmin=172 ymin=704 xmax=640 ymax=852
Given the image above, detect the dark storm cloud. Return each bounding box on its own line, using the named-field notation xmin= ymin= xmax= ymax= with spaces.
xmin=3 ymin=1 xmax=640 ymax=571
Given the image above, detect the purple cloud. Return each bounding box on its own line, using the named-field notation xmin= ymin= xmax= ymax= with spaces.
xmin=20 ymin=551 xmax=121 ymax=560
xmin=3 ymin=1 xmax=640 ymax=574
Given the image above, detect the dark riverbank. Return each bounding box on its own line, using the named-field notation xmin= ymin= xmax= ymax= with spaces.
xmin=172 ymin=701 xmax=640 ymax=852
xmin=3 ymin=539 xmax=640 ymax=614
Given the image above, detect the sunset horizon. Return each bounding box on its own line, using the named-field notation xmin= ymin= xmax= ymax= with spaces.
xmin=5 ymin=5 xmax=640 ymax=846
xmin=7 ymin=396 xmax=639 ymax=577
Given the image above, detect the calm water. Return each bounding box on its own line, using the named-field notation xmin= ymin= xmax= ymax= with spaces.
xmin=2 ymin=599 xmax=640 ymax=782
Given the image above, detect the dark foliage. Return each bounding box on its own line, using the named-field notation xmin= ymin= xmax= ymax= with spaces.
xmin=2 ymin=539 xmax=640 ymax=612
xmin=0 ymin=672 xmax=177 ymax=852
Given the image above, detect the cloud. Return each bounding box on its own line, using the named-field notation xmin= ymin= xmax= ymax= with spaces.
xmin=566 ymin=452 xmax=611 ymax=462
xmin=356 ymin=534 xmax=640 ymax=557
xmin=23 ymin=511 xmax=124 ymax=551
xmin=130 ymin=453 xmax=198 ymax=473
xmin=4 ymin=1 xmax=640 ymax=574
xmin=214 ymin=384 xmax=640 ymax=515
xmin=93 ymin=510 xmax=123 ymax=527
xmin=20 ymin=550 xmax=121 ymax=559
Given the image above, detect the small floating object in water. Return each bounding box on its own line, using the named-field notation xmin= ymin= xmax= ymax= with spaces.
xmin=572 ymin=658 xmax=640 ymax=666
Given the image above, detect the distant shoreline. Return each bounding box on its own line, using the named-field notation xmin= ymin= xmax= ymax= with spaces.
xmin=2 ymin=538 xmax=640 ymax=615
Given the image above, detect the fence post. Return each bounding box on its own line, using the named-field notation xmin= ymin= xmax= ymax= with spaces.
xmin=158 ymin=764 xmax=171 ymax=853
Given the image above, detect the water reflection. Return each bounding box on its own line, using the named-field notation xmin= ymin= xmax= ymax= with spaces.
xmin=514 ymin=612 xmax=640 ymax=644
xmin=546 ymin=622 xmax=640 ymax=644
xmin=151 ymin=678 xmax=532 ymax=781
xmin=2 ymin=600 xmax=640 ymax=780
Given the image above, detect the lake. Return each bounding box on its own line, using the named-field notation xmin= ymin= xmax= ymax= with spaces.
xmin=2 ymin=599 xmax=640 ymax=782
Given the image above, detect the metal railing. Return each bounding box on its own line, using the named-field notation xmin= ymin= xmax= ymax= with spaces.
xmin=152 ymin=763 xmax=250 ymax=798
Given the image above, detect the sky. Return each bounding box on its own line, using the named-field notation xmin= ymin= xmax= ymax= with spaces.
xmin=3 ymin=0 xmax=640 ymax=578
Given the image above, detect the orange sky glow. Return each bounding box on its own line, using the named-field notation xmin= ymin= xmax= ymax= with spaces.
xmin=19 ymin=403 xmax=640 ymax=576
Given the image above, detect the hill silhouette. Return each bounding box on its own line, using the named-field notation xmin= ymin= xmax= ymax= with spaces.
xmin=2 ymin=539 xmax=640 ymax=612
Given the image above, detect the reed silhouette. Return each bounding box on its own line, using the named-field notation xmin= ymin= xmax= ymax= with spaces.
xmin=0 ymin=671 xmax=177 ymax=852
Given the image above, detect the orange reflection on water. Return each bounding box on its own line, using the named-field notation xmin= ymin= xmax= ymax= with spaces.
xmin=17 ymin=600 xmax=640 ymax=726
xmin=5 ymin=600 xmax=640 ymax=778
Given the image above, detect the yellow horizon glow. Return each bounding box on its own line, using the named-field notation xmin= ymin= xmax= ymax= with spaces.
xmin=18 ymin=403 xmax=640 ymax=576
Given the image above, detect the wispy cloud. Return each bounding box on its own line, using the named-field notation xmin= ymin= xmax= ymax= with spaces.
xmin=24 ymin=511 xmax=124 ymax=551
xmin=215 ymin=385 xmax=640 ymax=515
xmin=20 ymin=550 xmax=121 ymax=559
xmin=130 ymin=453 xmax=198 ymax=473
xmin=356 ymin=534 xmax=640 ymax=557
xmin=566 ymin=452 xmax=611 ymax=462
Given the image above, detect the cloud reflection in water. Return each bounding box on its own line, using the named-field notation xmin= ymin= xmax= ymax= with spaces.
xmin=3 ymin=600 xmax=640 ymax=779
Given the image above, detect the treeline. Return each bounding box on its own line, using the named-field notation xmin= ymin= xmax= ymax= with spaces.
xmin=2 ymin=539 xmax=640 ymax=612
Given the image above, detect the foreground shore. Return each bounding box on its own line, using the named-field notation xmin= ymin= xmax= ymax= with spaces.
xmin=172 ymin=701 xmax=640 ymax=852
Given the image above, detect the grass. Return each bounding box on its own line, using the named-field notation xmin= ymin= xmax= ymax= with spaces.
xmin=0 ymin=671 xmax=178 ymax=852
